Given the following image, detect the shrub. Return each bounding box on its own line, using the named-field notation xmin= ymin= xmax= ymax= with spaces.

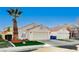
xmin=0 ymin=34 xmax=2 ymax=39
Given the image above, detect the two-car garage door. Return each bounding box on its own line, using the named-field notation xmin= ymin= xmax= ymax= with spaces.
xmin=29 ymin=32 xmax=49 ymax=40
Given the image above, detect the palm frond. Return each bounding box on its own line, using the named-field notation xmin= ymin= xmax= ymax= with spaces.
xmin=15 ymin=9 xmax=18 ymax=14
xmin=18 ymin=11 xmax=22 ymax=15
xmin=7 ymin=9 xmax=22 ymax=17
xmin=10 ymin=9 xmax=15 ymax=13
xmin=7 ymin=10 xmax=12 ymax=15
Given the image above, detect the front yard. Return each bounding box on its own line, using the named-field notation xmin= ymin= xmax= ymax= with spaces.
xmin=0 ymin=39 xmax=13 ymax=48
xmin=0 ymin=39 xmax=45 ymax=48
xmin=13 ymin=40 xmax=45 ymax=47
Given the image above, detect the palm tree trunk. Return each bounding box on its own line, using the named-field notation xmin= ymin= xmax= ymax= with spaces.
xmin=13 ymin=18 xmax=18 ymax=40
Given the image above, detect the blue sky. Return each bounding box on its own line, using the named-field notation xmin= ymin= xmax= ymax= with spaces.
xmin=0 ymin=7 xmax=79 ymax=31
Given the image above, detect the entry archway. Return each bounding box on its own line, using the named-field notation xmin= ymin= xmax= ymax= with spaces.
xmin=5 ymin=34 xmax=12 ymax=41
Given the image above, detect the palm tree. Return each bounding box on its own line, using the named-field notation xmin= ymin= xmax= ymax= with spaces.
xmin=7 ymin=9 xmax=22 ymax=42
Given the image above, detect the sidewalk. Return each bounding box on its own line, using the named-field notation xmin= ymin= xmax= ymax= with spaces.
xmin=32 ymin=47 xmax=76 ymax=52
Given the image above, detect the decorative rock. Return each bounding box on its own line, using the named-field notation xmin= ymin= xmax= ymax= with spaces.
xmin=22 ymin=41 xmax=26 ymax=44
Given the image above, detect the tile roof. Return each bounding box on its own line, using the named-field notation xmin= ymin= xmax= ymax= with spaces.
xmin=26 ymin=24 xmax=50 ymax=31
xmin=50 ymin=24 xmax=72 ymax=32
xmin=19 ymin=23 xmax=39 ymax=30
xmin=19 ymin=23 xmax=50 ymax=31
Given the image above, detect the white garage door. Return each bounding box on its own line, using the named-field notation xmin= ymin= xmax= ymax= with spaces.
xmin=30 ymin=32 xmax=49 ymax=40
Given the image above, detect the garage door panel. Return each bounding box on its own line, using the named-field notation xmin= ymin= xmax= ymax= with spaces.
xmin=32 ymin=32 xmax=49 ymax=40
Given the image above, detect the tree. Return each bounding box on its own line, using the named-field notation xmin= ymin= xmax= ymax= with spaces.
xmin=7 ymin=27 xmax=11 ymax=32
xmin=7 ymin=9 xmax=22 ymax=42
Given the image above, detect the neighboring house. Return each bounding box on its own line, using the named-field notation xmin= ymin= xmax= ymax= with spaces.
xmin=50 ymin=25 xmax=71 ymax=40
xmin=69 ymin=24 xmax=79 ymax=39
xmin=1 ymin=27 xmax=13 ymax=40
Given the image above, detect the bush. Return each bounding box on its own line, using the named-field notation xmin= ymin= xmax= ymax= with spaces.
xmin=0 ymin=34 xmax=2 ymax=39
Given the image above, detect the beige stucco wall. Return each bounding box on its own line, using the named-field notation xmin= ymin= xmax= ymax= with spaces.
xmin=28 ymin=26 xmax=50 ymax=40
xmin=50 ymin=28 xmax=69 ymax=39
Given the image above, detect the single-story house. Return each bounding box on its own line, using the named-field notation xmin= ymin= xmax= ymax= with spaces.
xmin=1 ymin=23 xmax=50 ymax=41
xmin=19 ymin=23 xmax=50 ymax=40
xmin=50 ymin=25 xmax=71 ymax=40
xmin=18 ymin=23 xmax=39 ymax=40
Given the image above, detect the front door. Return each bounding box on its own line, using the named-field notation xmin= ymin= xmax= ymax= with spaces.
xmin=5 ymin=35 xmax=12 ymax=41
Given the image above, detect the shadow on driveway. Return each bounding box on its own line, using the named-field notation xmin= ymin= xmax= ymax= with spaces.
xmin=57 ymin=44 xmax=78 ymax=50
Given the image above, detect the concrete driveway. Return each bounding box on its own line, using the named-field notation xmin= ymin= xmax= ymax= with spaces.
xmin=38 ymin=39 xmax=79 ymax=46
xmin=37 ymin=39 xmax=79 ymax=50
